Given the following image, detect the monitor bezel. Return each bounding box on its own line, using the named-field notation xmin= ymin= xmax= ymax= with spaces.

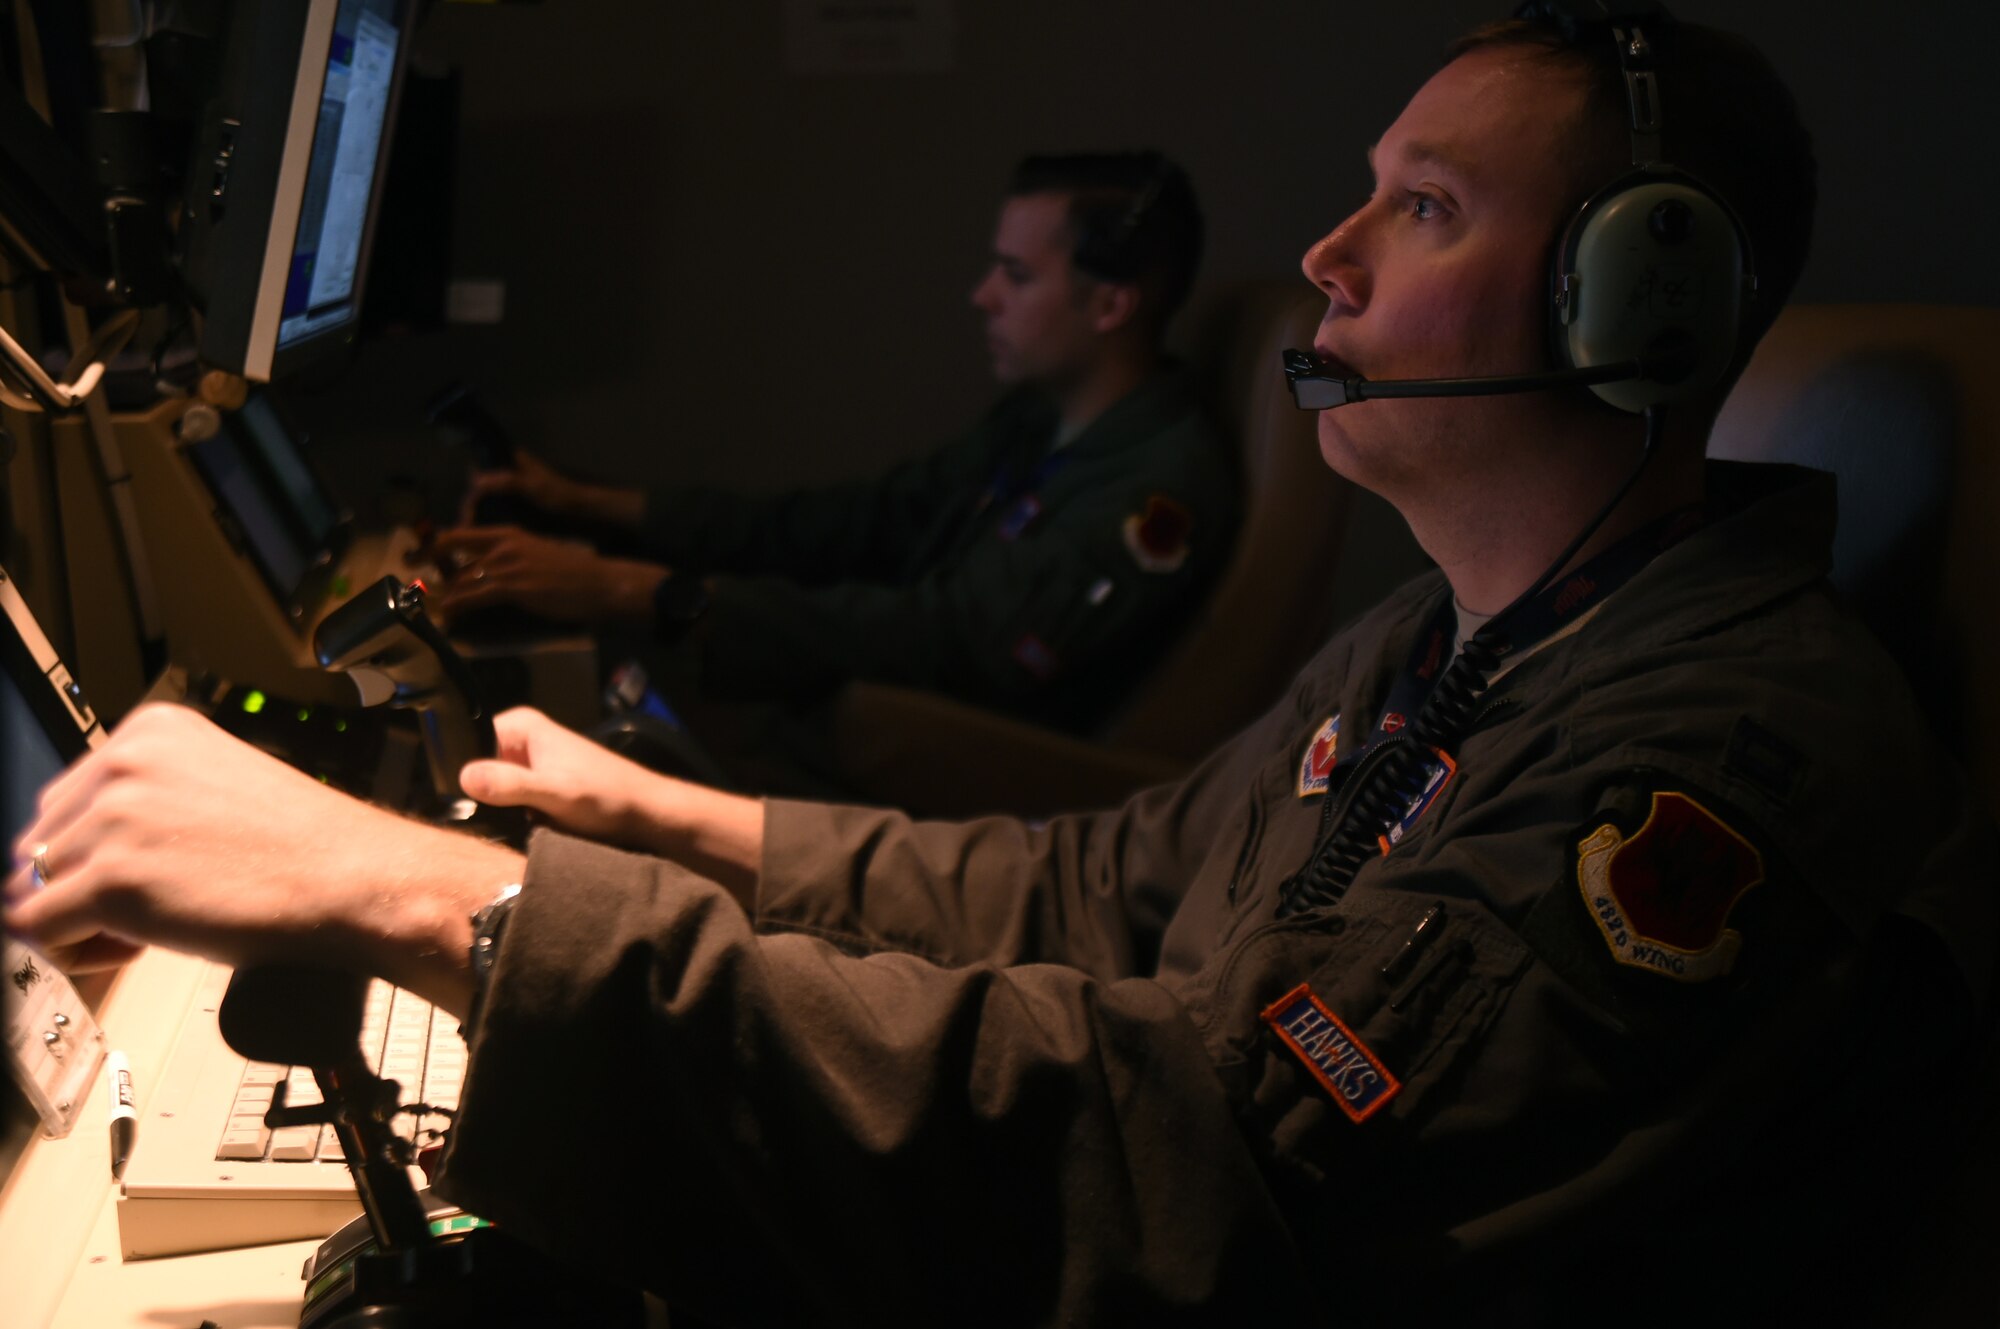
xmin=0 ymin=564 xmax=104 ymax=769
xmin=191 ymin=0 xmax=417 ymax=384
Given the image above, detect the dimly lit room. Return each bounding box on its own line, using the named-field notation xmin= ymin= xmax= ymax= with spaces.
xmin=3 ymin=2 xmax=1997 ymax=1325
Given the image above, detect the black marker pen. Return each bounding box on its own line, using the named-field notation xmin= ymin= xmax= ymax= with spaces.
xmin=107 ymin=1050 xmax=136 ymax=1181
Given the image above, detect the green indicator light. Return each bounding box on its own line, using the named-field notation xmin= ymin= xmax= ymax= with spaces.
xmin=297 ymin=708 xmax=311 ymax=723
xmin=241 ymin=690 xmax=267 ymax=715
xmin=333 ymin=719 xmax=348 ymax=733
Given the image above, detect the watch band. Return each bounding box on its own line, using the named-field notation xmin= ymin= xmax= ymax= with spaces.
xmin=461 ymin=882 xmax=522 ymax=1039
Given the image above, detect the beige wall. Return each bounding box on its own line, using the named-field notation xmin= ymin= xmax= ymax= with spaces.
xmin=292 ymin=0 xmax=2000 ymax=509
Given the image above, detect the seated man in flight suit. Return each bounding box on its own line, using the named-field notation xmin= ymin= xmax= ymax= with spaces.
xmin=429 ymin=151 xmax=1237 ymax=752
xmin=10 ymin=5 xmax=1994 ymax=1323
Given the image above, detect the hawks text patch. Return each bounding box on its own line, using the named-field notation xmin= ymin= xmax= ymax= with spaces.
xmin=1260 ymin=982 xmax=1402 ymax=1124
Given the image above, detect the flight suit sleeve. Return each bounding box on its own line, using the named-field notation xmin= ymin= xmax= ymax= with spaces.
xmin=631 ymin=416 xmax=1011 ymax=580
xmin=438 ymin=832 xmax=1312 ymax=1326
xmin=750 ymin=633 xmax=1344 ymax=978
xmin=685 ymin=469 xmax=1224 ymax=712
xmin=435 ymin=774 xmax=1931 ymax=1324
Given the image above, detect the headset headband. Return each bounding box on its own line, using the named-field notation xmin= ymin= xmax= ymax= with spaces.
xmin=1514 ymin=1 xmax=1673 ymax=167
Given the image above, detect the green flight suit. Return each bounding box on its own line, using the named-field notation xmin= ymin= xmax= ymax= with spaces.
xmin=441 ymin=461 xmax=1993 ymax=1324
xmin=633 ymin=372 xmax=1236 ymax=732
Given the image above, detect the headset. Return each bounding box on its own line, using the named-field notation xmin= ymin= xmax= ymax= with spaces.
xmin=1276 ymin=2 xmax=1760 ymax=916
xmin=1284 ymin=0 xmax=1757 ymax=416
xmin=1070 ymin=151 xmax=1181 ymax=285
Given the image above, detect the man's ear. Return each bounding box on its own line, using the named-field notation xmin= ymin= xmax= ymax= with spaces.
xmin=1088 ymin=280 xmax=1143 ymax=335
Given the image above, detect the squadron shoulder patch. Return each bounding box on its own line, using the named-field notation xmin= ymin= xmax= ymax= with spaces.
xmin=1575 ymin=791 xmax=1764 ymax=982
xmin=1122 ymin=494 xmax=1194 ymax=573
xmin=1297 ymin=714 xmax=1341 ymax=797
xmin=1261 ymin=983 xmax=1402 ymax=1124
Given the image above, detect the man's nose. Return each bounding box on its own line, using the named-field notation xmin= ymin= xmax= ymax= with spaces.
xmin=970 ymin=270 xmax=1000 ymax=311
xmin=1300 ymin=210 xmax=1370 ymax=317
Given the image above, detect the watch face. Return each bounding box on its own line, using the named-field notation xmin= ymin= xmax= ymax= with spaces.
xmin=471 ymin=886 xmax=521 ymax=977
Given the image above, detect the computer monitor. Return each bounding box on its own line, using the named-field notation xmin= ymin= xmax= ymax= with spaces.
xmin=0 ymin=562 xmax=105 ymax=1185
xmin=189 ymin=0 xmax=415 ymax=383
xmin=181 ymin=390 xmax=352 ymax=621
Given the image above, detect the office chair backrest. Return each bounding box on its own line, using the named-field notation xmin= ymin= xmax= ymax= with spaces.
xmin=1100 ymin=281 xmax=1361 ymax=760
xmin=1709 ymin=302 xmax=2000 ymax=820
xmin=1708 ymin=301 xmax=2000 ymax=1326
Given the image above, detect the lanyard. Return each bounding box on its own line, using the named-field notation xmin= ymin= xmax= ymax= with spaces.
xmin=1306 ymin=503 xmax=1706 ymax=857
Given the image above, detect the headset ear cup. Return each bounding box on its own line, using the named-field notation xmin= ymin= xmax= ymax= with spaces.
xmin=1550 ymin=170 xmax=1753 ymax=413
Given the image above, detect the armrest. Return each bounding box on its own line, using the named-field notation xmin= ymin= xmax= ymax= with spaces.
xmin=826 ymin=681 xmax=1187 ymax=819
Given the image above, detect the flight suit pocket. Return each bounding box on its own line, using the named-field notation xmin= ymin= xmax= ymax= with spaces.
xmin=1195 ymin=891 xmax=1532 ymax=1191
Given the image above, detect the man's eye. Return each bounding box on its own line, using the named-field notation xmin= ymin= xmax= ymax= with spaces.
xmin=1409 ymin=194 xmax=1442 ymax=221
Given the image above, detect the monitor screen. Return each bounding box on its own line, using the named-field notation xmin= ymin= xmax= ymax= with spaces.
xmin=276 ymin=0 xmax=404 ymax=356
xmin=190 ymin=0 xmax=414 ymax=383
xmin=0 ymin=566 xmax=102 ymax=1205
xmin=232 ymin=393 xmax=344 ymax=552
xmin=0 ymin=567 xmax=102 ymax=858
xmin=186 ymin=428 xmax=318 ymax=610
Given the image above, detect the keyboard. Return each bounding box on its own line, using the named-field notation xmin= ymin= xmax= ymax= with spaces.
xmin=116 ymin=962 xmax=463 ymax=1259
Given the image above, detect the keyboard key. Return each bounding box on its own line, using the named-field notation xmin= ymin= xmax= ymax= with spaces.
xmin=217 ymin=1124 xmax=269 ymax=1160
xmin=270 ymin=1126 xmax=322 ymax=1161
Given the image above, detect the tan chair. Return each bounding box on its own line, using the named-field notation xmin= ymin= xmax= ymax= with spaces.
xmin=1710 ymin=303 xmax=2000 ymax=820
xmin=822 ymin=280 xmax=1428 ymax=818
xmin=1709 ymin=303 xmax=2000 ymax=1323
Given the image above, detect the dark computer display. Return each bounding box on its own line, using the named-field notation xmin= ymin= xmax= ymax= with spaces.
xmin=0 ymin=570 xmax=100 ymax=863
xmin=0 ymin=568 xmax=103 ymax=1196
xmin=233 ymin=393 xmax=344 ymax=552
xmin=186 ymin=429 xmax=317 ymax=609
xmin=189 ymin=0 xmax=414 ymax=383
xmin=0 ymin=664 xmax=67 ymax=870
xmin=276 ymin=0 xmax=406 ymax=357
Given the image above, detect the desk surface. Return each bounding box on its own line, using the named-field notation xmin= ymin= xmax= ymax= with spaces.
xmin=0 ymin=947 xmax=325 ymax=1329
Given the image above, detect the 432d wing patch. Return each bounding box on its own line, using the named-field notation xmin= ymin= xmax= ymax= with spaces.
xmin=1576 ymin=791 xmax=1764 ymax=982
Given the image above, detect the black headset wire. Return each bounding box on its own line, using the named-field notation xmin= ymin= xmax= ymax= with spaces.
xmin=1277 ymin=403 xmax=1669 ymax=917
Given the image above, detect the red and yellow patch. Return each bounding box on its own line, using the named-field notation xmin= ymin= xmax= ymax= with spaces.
xmin=1576 ymin=791 xmax=1763 ymax=982
xmin=1297 ymin=714 xmax=1340 ymax=797
xmin=1122 ymin=494 xmax=1193 ymax=573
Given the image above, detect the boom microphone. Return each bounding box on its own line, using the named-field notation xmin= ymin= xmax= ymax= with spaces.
xmin=1280 ymin=337 xmax=1695 ymax=411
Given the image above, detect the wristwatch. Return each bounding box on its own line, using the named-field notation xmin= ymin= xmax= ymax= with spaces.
xmin=461 ymin=882 xmax=522 ymax=1039
xmin=652 ymin=571 xmax=712 ymax=641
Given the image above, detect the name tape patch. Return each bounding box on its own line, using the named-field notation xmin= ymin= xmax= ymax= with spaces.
xmin=1260 ymin=982 xmax=1402 ymax=1124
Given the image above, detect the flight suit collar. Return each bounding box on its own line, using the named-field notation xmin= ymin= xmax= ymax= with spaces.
xmin=1585 ymin=459 xmax=1835 ymax=653
xmin=1052 ymin=369 xmax=1200 ymax=464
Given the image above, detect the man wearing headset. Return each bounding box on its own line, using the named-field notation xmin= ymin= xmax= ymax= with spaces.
xmin=426 ymin=152 xmax=1236 ymax=754
xmin=9 ymin=6 xmax=1991 ymax=1321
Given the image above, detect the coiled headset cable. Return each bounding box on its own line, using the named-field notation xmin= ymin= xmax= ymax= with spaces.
xmin=1277 ymin=403 xmax=1670 ymax=917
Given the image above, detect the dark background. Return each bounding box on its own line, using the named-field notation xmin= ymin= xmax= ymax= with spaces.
xmin=291 ymin=0 xmax=2000 ymax=507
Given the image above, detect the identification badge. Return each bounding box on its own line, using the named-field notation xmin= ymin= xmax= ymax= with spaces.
xmin=1378 ymin=748 xmax=1457 ymax=852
